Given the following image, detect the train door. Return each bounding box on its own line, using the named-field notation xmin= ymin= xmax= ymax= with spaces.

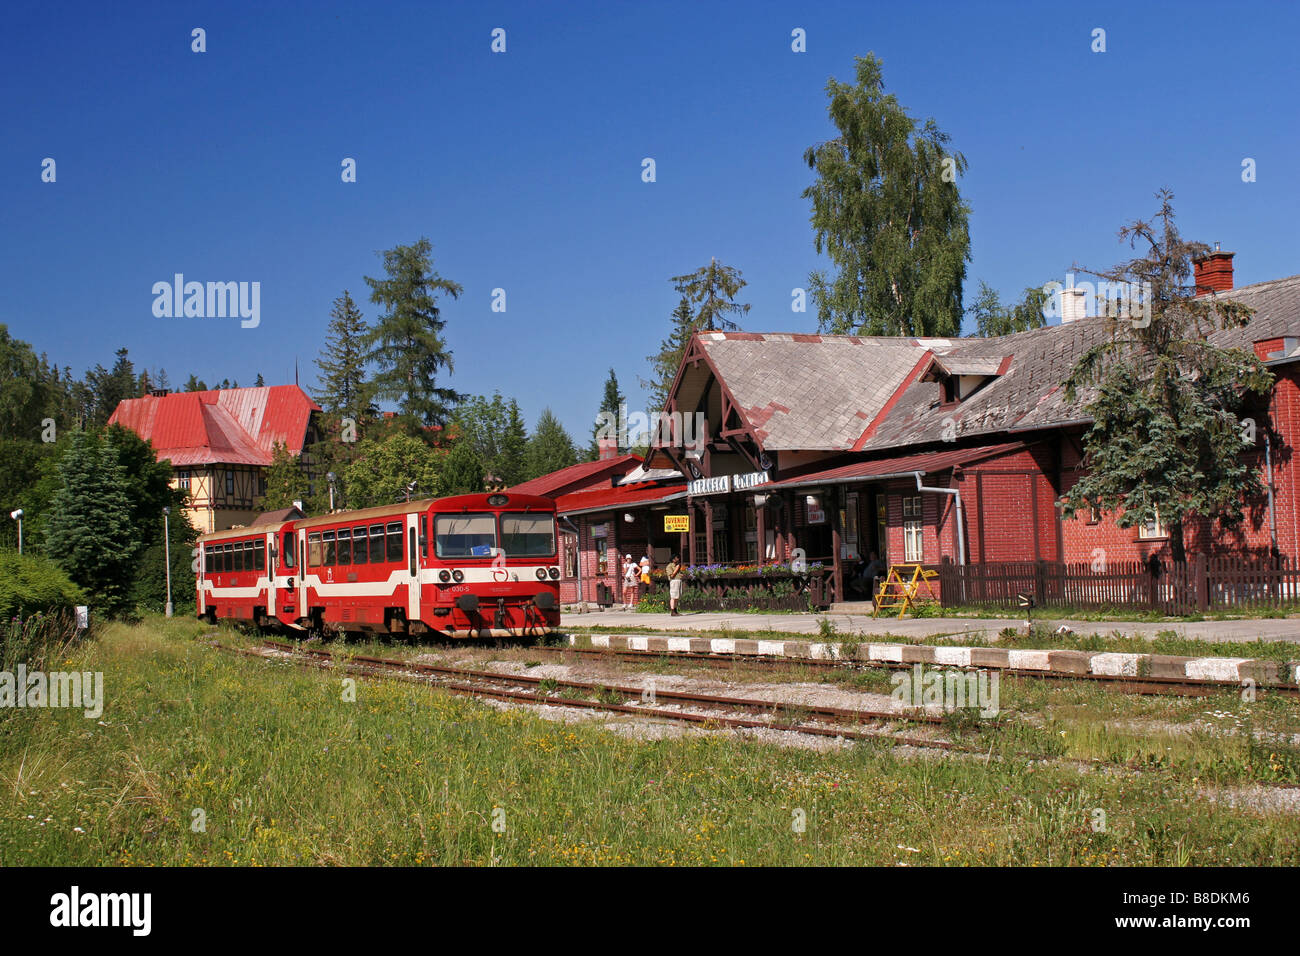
xmin=297 ymin=528 xmax=310 ymax=620
xmin=405 ymin=512 xmax=421 ymax=624
xmin=263 ymin=531 xmax=276 ymax=618
xmin=197 ymin=541 xmax=206 ymax=616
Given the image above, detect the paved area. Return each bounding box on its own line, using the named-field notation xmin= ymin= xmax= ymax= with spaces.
xmin=560 ymin=607 xmax=1300 ymax=645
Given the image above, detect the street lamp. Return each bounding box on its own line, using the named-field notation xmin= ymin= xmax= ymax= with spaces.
xmin=9 ymin=509 xmax=22 ymax=555
xmin=162 ymin=507 xmax=173 ymax=618
xmin=326 ymin=471 xmax=337 ymax=512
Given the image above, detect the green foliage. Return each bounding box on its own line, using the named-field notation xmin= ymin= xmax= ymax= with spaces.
xmin=643 ymin=296 xmax=695 ymax=416
xmin=0 ymin=552 xmax=85 ymax=620
xmin=968 ymin=280 xmax=1050 ymax=337
xmin=1060 ymin=190 xmax=1273 ymax=562
xmin=441 ymin=430 xmax=485 ymax=496
xmin=453 ymin=393 xmax=527 ymax=486
xmin=524 ymin=408 xmax=577 ymax=481
xmin=669 ymin=259 xmax=750 ymax=333
xmin=44 ymin=430 xmax=141 ymax=615
xmin=803 ymin=54 xmax=970 ymax=336
xmin=343 ymin=432 xmax=446 ymax=508
xmin=127 ymin=510 xmax=196 ymax=615
xmin=314 ymin=290 xmax=374 ymax=423
xmin=589 ymin=368 xmax=625 ymax=459
xmin=255 ymin=441 xmax=309 ymax=513
xmin=0 ymin=324 xmax=54 ymax=439
xmin=85 ymin=347 xmax=138 ymax=427
xmin=363 ymin=238 xmax=463 ymax=428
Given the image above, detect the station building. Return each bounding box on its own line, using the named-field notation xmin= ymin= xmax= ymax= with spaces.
xmin=518 ymin=252 xmax=1300 ymax=605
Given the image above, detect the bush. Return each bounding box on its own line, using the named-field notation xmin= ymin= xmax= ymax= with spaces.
xmin=0 ymin=552 xmax=86 ymax=620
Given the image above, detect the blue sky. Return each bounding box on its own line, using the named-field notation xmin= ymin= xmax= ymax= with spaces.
xmin=3 ymin=0 xmax=1298 ymax=441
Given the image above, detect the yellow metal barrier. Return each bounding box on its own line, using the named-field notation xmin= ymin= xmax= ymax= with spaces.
xmin=872 ymin=564 xmax=941 ymax=619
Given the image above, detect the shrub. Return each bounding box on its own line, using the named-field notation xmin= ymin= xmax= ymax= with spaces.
xmin=0 ymin=552 xmax=86 ymax=620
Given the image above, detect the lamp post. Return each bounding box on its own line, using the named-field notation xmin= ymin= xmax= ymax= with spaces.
xmin=162 ymin=506 xmax=173 ymax=618
xmin=9 ymin=509 xmax=22 ymax=555
xmin=326 ymin=472 xmax=337 ymax=512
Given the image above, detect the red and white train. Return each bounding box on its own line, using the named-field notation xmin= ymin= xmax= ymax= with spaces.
xmin=196 ymin=492 xmax=561 ymax=639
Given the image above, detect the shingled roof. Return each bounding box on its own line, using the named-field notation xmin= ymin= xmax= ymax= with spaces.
xmin=681 ymin=272 xmax=1300 ymax=457
xmin=107 ymin=385 xmax=320 ymax=467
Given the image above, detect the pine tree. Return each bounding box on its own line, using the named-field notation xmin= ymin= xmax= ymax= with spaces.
xmin=1061 ymin=190 xmax=1272 ymax=563
xmin=644 ymin=296 xmax=697 ymax=413
xmin=314 ymin=290 xmax=372 ymax=422
xmin=254 ymin=372 xmax=265 ymax=387
xmin=588 ymin=369 xmax=625 ymax=459
xmin=86 ymin=348 xmax=137 ymax=425
xmin=45 ymin=430 xmax=141 ymax=615
xmin=804 ymin=54 xmax=971 ymax=336
xmin=184 ymin=375 xmax=207 ymax=392
xmin=670 ymin=258 xmax=750 ymax=332
xmin=524 ymin=408 xmax=577 ymax=480
xmin=363 ymin=239 xmax=463 ymax=428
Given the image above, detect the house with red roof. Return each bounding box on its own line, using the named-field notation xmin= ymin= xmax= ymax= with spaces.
xmin=108 ymin=385 xmax=321 ymax=533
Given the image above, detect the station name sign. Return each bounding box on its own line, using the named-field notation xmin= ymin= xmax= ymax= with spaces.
xmin=687 ymin=470 xmax=771 ymax=496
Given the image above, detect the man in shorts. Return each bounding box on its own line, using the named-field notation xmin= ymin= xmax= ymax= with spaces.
xmin=665 ymin=554 xmax=685 ymax=616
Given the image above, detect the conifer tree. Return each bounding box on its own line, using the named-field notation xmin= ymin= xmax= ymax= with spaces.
xmin=314 ymin=290 xmax=372 ymax=422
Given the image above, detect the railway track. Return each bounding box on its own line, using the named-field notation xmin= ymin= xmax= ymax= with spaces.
xmin=537 ymin=641 xmax=1300 ymax=699
xmin=208 ymin=636 xmax=991 ymax=752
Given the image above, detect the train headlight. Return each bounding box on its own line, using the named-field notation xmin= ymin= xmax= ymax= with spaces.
xmin=438 ymin=570 xmax=451 ymax=583
xmin=535 ymin=567 xmax=548 ymax=581
xmin=452 ymin=569 xmax=464 ymax=583
xmin=548 ymin=567 xmax=560 ymax=580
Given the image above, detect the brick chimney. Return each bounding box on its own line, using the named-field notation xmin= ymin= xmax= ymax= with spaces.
xmin=1194 ymin=243 xmax=1234 ymax=297
xmin=597 ymin=436 xmax=619 ymax=460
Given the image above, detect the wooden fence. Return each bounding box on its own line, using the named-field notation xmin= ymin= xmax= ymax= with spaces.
xmin=934 ymin=556 xmax=1300 ymax=614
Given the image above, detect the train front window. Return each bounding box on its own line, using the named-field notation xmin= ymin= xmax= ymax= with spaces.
xmin=282 ymin=532 xmax=295 ymax=568
xmin=435 ymin=513 xmax=497 ymax=558
xmin=500 ymin=513 xmax=556 ymax=557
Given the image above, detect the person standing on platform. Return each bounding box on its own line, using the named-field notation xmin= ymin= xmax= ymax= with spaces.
xmin=622 ymin=554 xmax=639 ymax=610
xmin=666 ymin=554 xmax=685 ymax=616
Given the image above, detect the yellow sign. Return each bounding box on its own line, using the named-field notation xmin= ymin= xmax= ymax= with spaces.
xmin=664 ymin=514 xmax=690 ymax=533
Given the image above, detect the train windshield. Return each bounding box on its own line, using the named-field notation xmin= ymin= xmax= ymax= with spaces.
xmin=500 ymin=513 xmax=556 ymax=557
xmin=435 ymin=513 xmax=497 ymax=558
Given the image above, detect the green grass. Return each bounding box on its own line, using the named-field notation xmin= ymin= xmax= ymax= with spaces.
xmin=0 ymin=615 xmax=1296 ymax=866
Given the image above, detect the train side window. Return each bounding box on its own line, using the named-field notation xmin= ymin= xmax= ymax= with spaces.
xmin=307 ymin=533 xmax=322 ymax=567
xmin=254 ymin=541 xmax=265 ymax=571
xmin=369 ymin=525 xmax=384 ymax=563
xmin=282 ymin=532 xmax=295 ymax=568
xmin=386 ymin=522 xmax=403 ymax=562
xmin=204 ymin=546 xmax=213 ymax=575
xmin=323 ymin=530 xmax=336 ymax=565
xmin=352 ymin=526 xmax=368 ymax=564
xmin=223 ymin=544 xmax=232 ymax=572
xmin=235 ymin=542 xmax=246 ymax=572
xmin=408 ymin=528 xmax=416 ymax=575
xmin=337 ymin=528 xmax=352 ymax=565
xmin=420 ymin=515 xmax=428 ymax=558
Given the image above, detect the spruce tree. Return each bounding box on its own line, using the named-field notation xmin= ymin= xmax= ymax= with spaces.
xmin=588 ymin=368 xmax=625 ymax=459
xmin=314 ymin=290 xmax=372 ymax=422
xmin=45 ymin=430 xmax=140 ymax=615
xmin=524 ymin=408 xmax=577 ymax=480
xmin=644 ymin=296 xmax=698 ymax=413
xmin=363 ymin=239 xmax=463 ymax=428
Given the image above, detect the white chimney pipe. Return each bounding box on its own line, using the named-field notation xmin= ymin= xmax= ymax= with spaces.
xmin=1060 ymin=287 xmax=1087 ymax=325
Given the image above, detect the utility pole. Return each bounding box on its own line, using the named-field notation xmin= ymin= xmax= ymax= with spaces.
xmin=162 ymin=507 xmax=173 ymax=617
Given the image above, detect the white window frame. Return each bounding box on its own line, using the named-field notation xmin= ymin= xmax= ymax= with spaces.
xmin=903 ymin=495 xmax=924 ymax=563
xmin=1137 ymin=507 xmax=1168 ymax=540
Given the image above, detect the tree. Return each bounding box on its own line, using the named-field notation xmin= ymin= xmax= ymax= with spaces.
xmin=588 ymin=368 xmax=625 ymax=459
xmin=452 ymin=393 xmax=528 ymax=486
xmin=85 ymin=348 xmax=137 ymax=425
xmin=441 ymin=429 xmax=485 ymax=495
xmin=525 ymin=409 xmax=578 ymax=480
xmin=254 ymin=372 xmax=265 ymax=387
xmin=184 ymin=375 xmax=208 ymax=392
xmin=968 ymin=280 xmax=1050 ymax=337
xmin=343 ymin=432 xmax=446 ymax=508
xmin=643 ymin=295 xmax=707 ymax=415
xmin=314 ymin=290 xmax=373 ymax=422
xmin=669 ymin=259 xmax=750 ymax=333
xmin=803 ymin=54 xmax=971 ymax=336
xmin=256 ymin=442 xmax=309 ymax=512
xmin=363 ymin=238 xmax=463 ymax=428
xmin=45 ymin=430 xmax=140 ymax=615
xmin=0 ymin=324 xmax=52 ymax=439
xmin=1060 ymin=190 xmax=1272 ymax=563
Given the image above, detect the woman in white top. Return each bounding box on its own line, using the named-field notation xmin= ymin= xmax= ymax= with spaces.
xmin=622 ymin=554 xmax=639 ymax=609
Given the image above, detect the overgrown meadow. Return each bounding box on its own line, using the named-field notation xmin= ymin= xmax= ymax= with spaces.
xmin=0 ymin=616 xmax=1296 ymax=866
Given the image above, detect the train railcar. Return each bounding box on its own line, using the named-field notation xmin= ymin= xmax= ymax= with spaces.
xmin=291 ymin=491 xmax=560 ymax=639
xmin=196 ymin=517 xmax=301 ymax=630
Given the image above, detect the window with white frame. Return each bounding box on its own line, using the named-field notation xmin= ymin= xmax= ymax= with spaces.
xmin=178 ymin=470 xmax=191 ymax=490
xmin=1137 ymin=508 xmax=1168 ymax=539
xmin=903 ymin=495 xmax=924 ymax=562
